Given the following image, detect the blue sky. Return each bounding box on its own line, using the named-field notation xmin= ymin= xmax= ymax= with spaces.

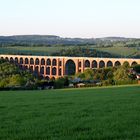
xmin=0 ymin=0 xmax=140 ymax=38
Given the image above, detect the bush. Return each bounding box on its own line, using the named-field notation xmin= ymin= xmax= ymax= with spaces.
xmin=102 ymin=79 xmax=115 ymax=86
xmin=54 ymin=77 xmax=69 ymax=89
xmin=115 ymin=79 xmax=137 ymax=85
xmin=133 ymin=64 xmax=140 ymax=73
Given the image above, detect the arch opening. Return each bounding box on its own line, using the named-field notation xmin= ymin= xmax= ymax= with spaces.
xmin=25 ymin=58 xmax=29 ymax=64
xmin=10 ymin=57 xmax=14 ymax=63
xmin=30 ymin=58 xmax=34 ymax=65
xmin=131 ymin=61 xmax=137 ymax=66
xmin=40 ymin=67 xmax=44 ymax=75
xmin=45 ymin=76 xmax=50 ymax=81
xmin=46 ymin=67 xmax=50 ymax=75
xmin=65 ymin=59 xmax=76 ymax=75
xmin=115 ymin=61 xmax=121 ymax=67
xmin=123 ymin=61 xmax=130 ymax=67
xmin=52 ymin=59 xmax=57 ymax=66
xmin=29 ymin=66 xmax=33 ymax=73
xmin=15 ymin=57 xmax=18 ymax=63
xmin=34 ymin=66 xmax=39 ymax=76
xmin=52 ymin=67 xmax=57 ymax=75
xmin=107 ymin=61 xmax=113 ymax=67
xmin=35 ymin=58 xmax=39 ymax=65
xmin=92 ymin=60 xmax=97 ymax=68
xmin=25 ymin=66 xmax=28 ymax=69
xmin=85 ymin=60 xmax=90 ymax=68
xmin=99 ymin=60 xmax=105 ymax=68
xmin=41 ymin=58 xmax=45 ymax=65
xmin=5 ymin=57 xmax=9 ymax=61
xmin=47 ymin=59 xmax=51 ymax=65
xmin=20 ymin=58 xmax=23 ymax=64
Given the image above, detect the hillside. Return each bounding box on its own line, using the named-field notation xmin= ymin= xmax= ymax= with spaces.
xmin=0 ymin=35 xmax=136 ymax=46
xmin=0 ymin=35 xmax=140 ymax=58
xmin=0 ymin=35 xmax=96 ymax=46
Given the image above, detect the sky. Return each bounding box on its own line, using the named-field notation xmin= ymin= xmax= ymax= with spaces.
xmin=0 ymin=0 xmax=140 ymax=38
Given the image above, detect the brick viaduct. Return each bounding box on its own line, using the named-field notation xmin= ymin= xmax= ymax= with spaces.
xmin=0 ymin=54 xmax=140 ymax=79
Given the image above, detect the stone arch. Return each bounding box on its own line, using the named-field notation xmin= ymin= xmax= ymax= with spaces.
xmin=41 ymin=58 xmax=45 ymax=65
xmin=92 ymin=60 xmax=97 ymax=68
xmin=15 ymin=57 xmax=18 ymax=63
xmin=35 ymin=58 xmax=39 ymax=65
xmin=46 ymin=67 xmax=50 ymax=75
xmin=85 ymin=60 xmax=90 ymax=68
xmin=30 ymin=58 xmax=34 ymax=65
xmin=47 ymin=59 xmax=51 ymax=65
xmin=107 ymin=61 xmax=113 ymax=67
xmin=40 ymin=66 xmax=44 ymax=75
xmin=10 ymin=57 xmax=14 ymax=63
xmin=131 ymin=61 xmax=137 ymax=66
xmin=25 ymin=58 xmax=29 ymax=64
xmin=65 ymin=59 xmax=76 ymax=75
xmin=20 ymin=58 xmax=23 ymax=64
xmin=52 ymin=59 xmax=57 ymax=66
xmin=52 ymin=67 xmax=57 ymax=75
xmin=114 ymin=61 xmax=121 ymax=67
xmin=99 ymin=60 xmax=105 ymax=68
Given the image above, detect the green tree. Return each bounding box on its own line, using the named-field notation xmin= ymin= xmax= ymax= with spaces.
xmin=133 ymin=64 xmax=140 ymax=73
xmin=113 ymin=67 xmax=132 ymax=85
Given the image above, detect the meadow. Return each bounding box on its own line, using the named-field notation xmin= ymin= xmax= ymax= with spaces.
xmin=1 ymin=45 xmax=140 ymax=57
xmin=94 ymin=46 xmax=140 ymax=58
xmin=0 ymin=46 xmax=76 ymax=56
xmin=0 ymin=85 xmax=140 ymax=140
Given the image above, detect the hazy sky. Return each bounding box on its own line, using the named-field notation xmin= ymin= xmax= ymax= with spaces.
xmin=0 ymin=0 xmax=140 ymax=38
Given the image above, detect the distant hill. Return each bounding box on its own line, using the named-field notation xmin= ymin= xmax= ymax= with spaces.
xmin=0 ymin=35 xmax=137 ymax=46
xmin=99 ymin=37 xmax=132 ymax=42
xmin=0 ymin=35 xmax=96 ymax=46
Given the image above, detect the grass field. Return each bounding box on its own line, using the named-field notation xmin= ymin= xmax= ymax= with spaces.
xmin=0 ymin=46 xmax=76 ymax=56
xmin=0 ymin=85 xmax=140 ymax=140
xmin=94 ymin=46 xmax=140 ymax=57
xmin=1 ymin=45 xmax=140 ymax=58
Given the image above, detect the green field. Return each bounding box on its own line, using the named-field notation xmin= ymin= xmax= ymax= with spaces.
xmin=0 ymin=85 xmax=140 ymax=140
xmin=0 ymin=46 xmax=77 ymax=56
xmin=94 ymin=46 xmax=140 ymax=57
xmin=1 ymin=45 xmax=140 ymax=57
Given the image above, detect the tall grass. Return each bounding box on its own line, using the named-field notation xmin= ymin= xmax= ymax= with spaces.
xmin=0 ymin=85 xmax=140 ymax=140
